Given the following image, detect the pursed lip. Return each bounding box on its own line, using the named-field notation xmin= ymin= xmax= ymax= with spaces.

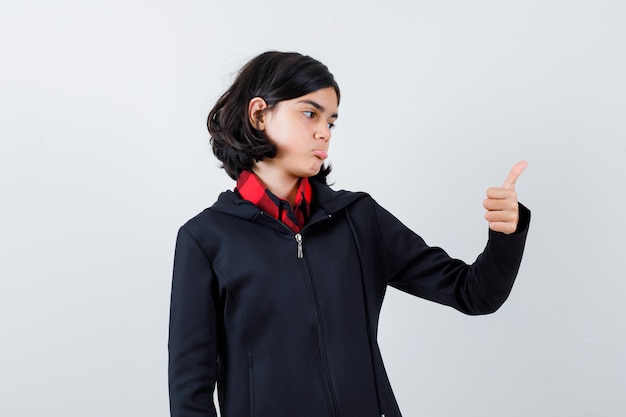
xmin=312 ymin=149 xmax=328 ymax=160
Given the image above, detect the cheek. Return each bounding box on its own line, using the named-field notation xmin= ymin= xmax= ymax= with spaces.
xmin=264 ymin=120 xmax=292 ymax=143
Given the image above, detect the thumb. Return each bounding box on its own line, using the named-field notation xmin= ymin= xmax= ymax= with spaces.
xmin=502 ymin=160 xmax=528 ymax=189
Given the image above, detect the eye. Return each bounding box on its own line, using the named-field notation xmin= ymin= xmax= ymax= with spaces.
xmin=303 ymin=111 xmax=315 ymax=119
xmin=328 ymin=122 xmax=336 ymax=130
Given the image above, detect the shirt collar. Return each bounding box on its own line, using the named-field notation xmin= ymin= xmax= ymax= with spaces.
xmin=235 ymin=170 xmax=312 ymax=232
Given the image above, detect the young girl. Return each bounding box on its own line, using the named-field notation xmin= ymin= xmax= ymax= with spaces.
xmin=168 ymin=51 xmax=530 ymax=417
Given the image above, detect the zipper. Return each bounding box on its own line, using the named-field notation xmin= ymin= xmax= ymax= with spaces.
xmin=257 ymin=212 xmax=329 ymax=260
xmin=295 ymin=233 xmax=303 ymax=258
xmin=258 ymin=212 xmax=339 ymax=415
xmin=299 ymin=243 xmax=339 ymax=417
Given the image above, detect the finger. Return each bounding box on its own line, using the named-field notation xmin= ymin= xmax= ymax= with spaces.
xmin=486 ymin=187 xmax=517 ymax=200
xmin=484 ymin=209 xmax=517 ymax=223
xmin=488 ymin=221 xmax=517 ymax=235
xmin=502 ymin=160 xmax=528 ymax=189
xmin=483 ymin=198 xmax=518 ymax=211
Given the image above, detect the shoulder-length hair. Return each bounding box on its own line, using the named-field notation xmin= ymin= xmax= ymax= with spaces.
xmin=207 ymin=51 xmax=340 ymax=182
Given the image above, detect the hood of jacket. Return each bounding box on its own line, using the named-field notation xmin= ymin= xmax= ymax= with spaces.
xmin=207 ymin=178 xmax=369 ymax=221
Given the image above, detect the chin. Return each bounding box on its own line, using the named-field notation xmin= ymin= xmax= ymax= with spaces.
xmin=303 ymin=165 xmax=323 ymax=178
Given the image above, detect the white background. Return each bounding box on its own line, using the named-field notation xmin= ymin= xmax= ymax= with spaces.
xmin=1 ymin=0 xmax=625 ymax=416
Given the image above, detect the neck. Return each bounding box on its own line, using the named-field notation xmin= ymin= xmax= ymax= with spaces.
xmin=252 ymin=164 xmax=300 ymax=206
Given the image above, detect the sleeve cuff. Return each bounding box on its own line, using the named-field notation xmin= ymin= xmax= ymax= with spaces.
xmin=513 ymin=202 xmax=531 ymax=234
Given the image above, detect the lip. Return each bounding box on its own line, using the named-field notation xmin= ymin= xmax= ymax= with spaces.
xmin=313 ymin=149 xmax=328 ymax=160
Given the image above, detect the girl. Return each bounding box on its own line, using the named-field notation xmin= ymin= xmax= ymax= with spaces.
xmin=168 ymin=51 xmax=530 ymax=417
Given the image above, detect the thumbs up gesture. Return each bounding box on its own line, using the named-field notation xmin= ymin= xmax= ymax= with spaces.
xmin=483 ymin=161 xmax=528 ymax=234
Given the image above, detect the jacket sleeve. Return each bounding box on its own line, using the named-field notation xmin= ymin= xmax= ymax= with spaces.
xmin=168 ymin=226 xmax=218 ymax=417
xmin=375 ymin=201 xmax=531 ymax=314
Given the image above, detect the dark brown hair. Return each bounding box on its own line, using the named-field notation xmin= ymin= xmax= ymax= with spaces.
xmin=207 ymin=51 xmax=340 ymax=181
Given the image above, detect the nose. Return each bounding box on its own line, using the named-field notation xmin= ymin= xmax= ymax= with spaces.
xmin=314 ymin=121 xmax=331 ymax=142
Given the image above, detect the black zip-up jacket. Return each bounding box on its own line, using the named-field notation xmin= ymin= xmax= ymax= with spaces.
xmin=169 ymin=180 xmax=530 ymax=417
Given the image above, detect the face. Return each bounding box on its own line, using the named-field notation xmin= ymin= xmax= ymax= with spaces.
xmin=252 ymin=87 xmax=339 ymax=180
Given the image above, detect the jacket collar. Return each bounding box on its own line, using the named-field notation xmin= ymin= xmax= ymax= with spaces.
xmin=209 ymin=179 xmax=367 ymax=221
xmin=310 ymin=179 xmax=368 ymax=214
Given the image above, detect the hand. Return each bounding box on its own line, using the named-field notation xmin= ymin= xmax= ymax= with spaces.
xmin=483 ymin=160 xmax=528 ymax=234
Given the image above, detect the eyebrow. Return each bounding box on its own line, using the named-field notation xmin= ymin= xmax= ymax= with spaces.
xmin=297 ymin=99 xmax=339 ymax=119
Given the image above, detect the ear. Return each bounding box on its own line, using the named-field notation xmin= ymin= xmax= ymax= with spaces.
xmin=248 ymin=97 xmax=268 ymax=130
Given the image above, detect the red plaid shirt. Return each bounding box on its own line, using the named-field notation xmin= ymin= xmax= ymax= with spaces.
xmin=235 ymin=170 xmax=312 ymax=233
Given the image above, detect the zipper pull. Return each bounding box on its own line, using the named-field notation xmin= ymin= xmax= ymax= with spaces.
xmin=295 ymin=233 xmax=303 ymax=259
